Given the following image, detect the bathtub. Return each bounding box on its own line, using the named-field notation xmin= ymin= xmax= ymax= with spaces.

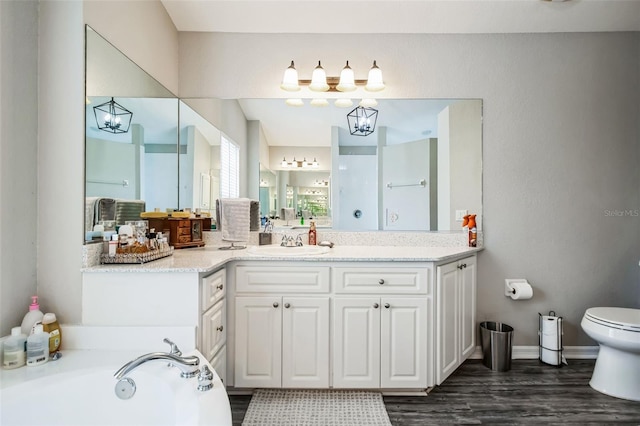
xmin=0 ymin=350 xmax=231 ymax=426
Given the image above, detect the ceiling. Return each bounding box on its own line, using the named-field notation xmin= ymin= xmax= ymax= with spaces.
xmin=161 ymin=0 xmax=640 ymax=34
xmin=159 ymin=0 xmax=638 ymax=149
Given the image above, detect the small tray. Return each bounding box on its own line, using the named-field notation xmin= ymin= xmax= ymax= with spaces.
xmin=100 ymin=247 xmax=174 ymax=264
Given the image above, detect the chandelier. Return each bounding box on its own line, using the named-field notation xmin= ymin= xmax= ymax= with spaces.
xmin=347 ymin=106 xmax=378 ymax=137
xmin=93 ymin=97 xmax=133 ymax=134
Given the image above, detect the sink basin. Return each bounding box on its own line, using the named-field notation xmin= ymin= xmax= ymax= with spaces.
xmin=247 ymin=245 xmax=330 ymax=257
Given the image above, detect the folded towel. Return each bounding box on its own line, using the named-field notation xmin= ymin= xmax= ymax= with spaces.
xmin=220 ymin=198 xmax=251 ymax=242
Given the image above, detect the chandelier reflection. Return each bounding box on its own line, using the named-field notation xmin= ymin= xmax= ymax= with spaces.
xmin=93 ymin=97 xmax=133 ymax=134
xmin=347 ymin=106 xmax=378 ymax=136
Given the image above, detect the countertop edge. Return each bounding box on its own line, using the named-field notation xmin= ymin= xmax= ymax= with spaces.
xmin=82 ymin=246 xmax=484 ymax=273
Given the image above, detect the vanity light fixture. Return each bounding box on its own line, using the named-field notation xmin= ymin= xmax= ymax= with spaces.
xmin=280 ymin=60 xmax=385 ymax=93
xmin=347 ymin=106 xmax=378 ymax=136
xmin=281 ymin=157 xmax=320 ymax=168
xmin=93 ymin=97 xmax=133 ymax=134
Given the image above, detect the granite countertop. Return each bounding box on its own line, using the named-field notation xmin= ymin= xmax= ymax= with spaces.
xmin=83 ymin=244 xmax=483 ymax=273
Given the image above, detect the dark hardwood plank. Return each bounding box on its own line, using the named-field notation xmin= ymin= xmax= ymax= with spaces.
xmin=229 ymin=360 xmax=640 ymax=425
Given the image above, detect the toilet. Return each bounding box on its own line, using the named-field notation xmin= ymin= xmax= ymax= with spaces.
xmin=581 ymin=307 xmax=640 ymax=401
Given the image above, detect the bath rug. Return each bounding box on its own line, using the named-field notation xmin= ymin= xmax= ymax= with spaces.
xmin=242 ymin=388 xmax=392 ymax=426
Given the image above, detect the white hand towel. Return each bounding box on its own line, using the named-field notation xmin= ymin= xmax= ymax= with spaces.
xmin=220 ymin=198 xmax=251 ymax=242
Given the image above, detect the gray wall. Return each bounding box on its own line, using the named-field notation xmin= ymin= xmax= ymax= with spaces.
xmin=0 ymin=0 xmax=38 ymax=336
xmin=180 ymin=31 xmax=640 ymax=345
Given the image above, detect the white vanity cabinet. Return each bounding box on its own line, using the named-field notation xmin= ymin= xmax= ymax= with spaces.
xmin=436 ymin=255 xmax=477 ymax=385
xmin=199 ymin=268 xmax=227 ymax=384
xmin=233 ymin=265 xmax=331 ymax=389
xmin=332 ymin=266 xmax=432 ymax=389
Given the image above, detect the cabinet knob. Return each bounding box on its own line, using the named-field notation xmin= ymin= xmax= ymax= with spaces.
xmin=461 ymin=263 xmax=467 ymax=268
xmin=216 ymin=325 xmax=224 ymax=332
xmin=216 ymin=284 xmax=224 ymax=290
xmin=384 ymin=303 xmax=390 ymax=309
xmin=273 ymin=302 xmax=279 ymax=308
xmin=378 ymin=279 xmax=385 ymax=285
xmin=373 ymin=303 xmax=379 ymax=308
xmin=284 ymin=303 xmax=291 ymax=309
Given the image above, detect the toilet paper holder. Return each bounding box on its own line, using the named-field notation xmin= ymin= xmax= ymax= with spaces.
xmin=505 ymin=278 xmax=529 ymax=297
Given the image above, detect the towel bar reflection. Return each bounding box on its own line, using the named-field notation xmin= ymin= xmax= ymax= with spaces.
xmin=87 ymin=179 xmax=129 ymax=187
xmin=386 ymin=179 xmax=426 ymax=189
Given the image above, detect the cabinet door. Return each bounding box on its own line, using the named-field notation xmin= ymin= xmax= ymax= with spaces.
xmin=380 ymin=297 xmax=428 ymax=388
xmin=235 ymin=296 xmax=282 ymax=388
xmin=211 ymin=347 xmax=226 ymax=387
xmin=333 ymin=297 xmax=381 ymax=388
xmin=282 ymin=297 xmax=330 ymax=388
xmin=202 ymin=300 xmax=226 ymax=362
xmin=459 ymin=256 xmax=477 ymax=361
xmin=436 ymin=261 xmax=460 ymax=385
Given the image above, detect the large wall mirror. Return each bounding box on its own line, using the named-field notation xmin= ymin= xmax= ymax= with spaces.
xmin=85 ymin=27 xmax=222 ymax=242
xmin=86 ymin=25 xmax=482 ymax=238
xmin=240 ymin=98 xmax=482 ymax=231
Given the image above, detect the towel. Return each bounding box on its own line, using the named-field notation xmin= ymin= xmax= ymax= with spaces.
xmin=220 ymin=198 xmax=251 ymax=242
xmin=281 ymin=208 xmax=295 ymax=221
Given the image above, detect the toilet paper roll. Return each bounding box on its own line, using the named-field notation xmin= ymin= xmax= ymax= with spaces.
xmin=510 ymin=281 xmax=533 ymax=300
xmin=541 ymin=316 xmax=561 ymax=350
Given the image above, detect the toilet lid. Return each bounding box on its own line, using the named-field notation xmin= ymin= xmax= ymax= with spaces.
xmin=585 ymin=307 xmax=640 ymax=331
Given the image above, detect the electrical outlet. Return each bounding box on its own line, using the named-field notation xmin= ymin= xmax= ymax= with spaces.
xmin=455 ymin=209 xmax=468 ymax=221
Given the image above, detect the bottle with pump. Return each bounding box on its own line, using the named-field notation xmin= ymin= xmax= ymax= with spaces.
xmin=308 ymin=221 xmax=317 ymax=245
xmin=21 ymin=296 xmax=43 ymax=336
xmin=26 ymin=324 xmax=49 ymax=366
xmin=468 ymin=214 xmax=477 ymax=247
xmin=2 ymin=327 xmax=27 ymax=369
xmin=42 ymin=313 xmax=62 ymax=355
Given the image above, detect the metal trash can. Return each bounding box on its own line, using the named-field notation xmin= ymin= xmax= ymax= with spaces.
xmin=480 ymin=321 xmax=514 ymax=372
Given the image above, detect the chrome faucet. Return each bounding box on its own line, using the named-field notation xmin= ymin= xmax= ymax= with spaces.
xmin=114 ymin=340 xmax=200 ymax=380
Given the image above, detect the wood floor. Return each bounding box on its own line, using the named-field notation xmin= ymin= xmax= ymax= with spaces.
xmin=229 ymin=360 xmax=640 ymax=425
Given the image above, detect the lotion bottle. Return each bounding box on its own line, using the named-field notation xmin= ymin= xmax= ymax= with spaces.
xmin=468 ymin=214 xmax=477 ymax=247
xmin=2 ymin=327 xmax=27 ymax=369
xmin=26 ymin=324 xmax=49 ymax=366
xmin=42 ymin=313 xmax=62 ymax=355
xmin=308 ymin=221 xmax=317 ymax=245
xmin=21 ymin=296 xmax=43 ymax=336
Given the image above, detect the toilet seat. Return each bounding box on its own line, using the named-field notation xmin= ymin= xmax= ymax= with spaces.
xmin=584 ymin=307 xmax=640 ymax=332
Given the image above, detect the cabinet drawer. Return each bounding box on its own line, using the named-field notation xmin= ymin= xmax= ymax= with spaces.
xmin=177 ymin=235 xmax=191 ymax=243
xmin=176 ymin=220 xmax=191 ymax=227
xmin=176 ymin=227 xmax=191 ymax=236
xmin=236 ymin=266 xmax=330 ymax=293
xmin=333 ymin=267 xmax=430 ymax=294
xmin=202 ymin=269 xmax=226 ymax=311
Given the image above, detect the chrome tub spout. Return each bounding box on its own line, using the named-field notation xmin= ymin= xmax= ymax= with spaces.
xmin=114 ymin=352 xmax=200 ymax=380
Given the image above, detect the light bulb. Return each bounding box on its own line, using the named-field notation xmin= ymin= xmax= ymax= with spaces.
xmin=309 ymin=61 xmax=329 ymax=92
xmin=280 ymin=61 xmax=300 ymax=92
xmin=365 ymin=60 xmax=385 ymax=92
xmin=336 ymin=61 xmax=356 ymax=92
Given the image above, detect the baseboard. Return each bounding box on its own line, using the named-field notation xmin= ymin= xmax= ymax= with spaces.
xmin=470 ymin=345 xmax=599 ymax=360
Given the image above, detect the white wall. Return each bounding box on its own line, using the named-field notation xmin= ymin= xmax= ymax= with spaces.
xmin=382 ymin=140 xmax=430 ymax=230
xmin=84 ymin=1 xmax=179 ymax=95
xmin=37 ymin=1 xmax=85 ymax=326
xmin=179 ymin=31 xmax=640 ymax=345
xmin=0 ymin=0 xmax=39 ymax=336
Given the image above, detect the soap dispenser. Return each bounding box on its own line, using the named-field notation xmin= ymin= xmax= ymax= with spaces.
xmin=468 ymin=214 xmax=477 ymax=247
xmin=21 ymin=296 xmax=43 ymax=336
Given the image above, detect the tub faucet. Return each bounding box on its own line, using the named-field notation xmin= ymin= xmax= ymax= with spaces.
xmin=114 ymin=341 xmax=200 ymax=380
